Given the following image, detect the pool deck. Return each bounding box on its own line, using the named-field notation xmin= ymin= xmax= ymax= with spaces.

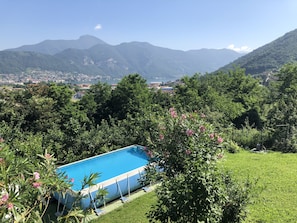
xmin=84 ymin=184 xmax=157 ymax=222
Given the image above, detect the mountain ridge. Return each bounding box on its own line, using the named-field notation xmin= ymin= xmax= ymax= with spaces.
xmin=218 ymin=28 xmax=297 ymax=75
xmin=0 ymin=35 xmax=244 ymax=82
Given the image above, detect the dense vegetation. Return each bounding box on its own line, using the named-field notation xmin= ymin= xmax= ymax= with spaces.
xmin=221 ymin=28 xmax=297 ymax=76
xmin=93 ymin=150 xmax=297 ymax=223
xmin=1 ymin=63 xmax=297 ymax=222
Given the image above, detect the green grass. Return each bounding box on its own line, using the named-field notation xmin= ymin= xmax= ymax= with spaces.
xmin=91 ymin=191 xmax=157 ymax=223
xmin=90 ymin=150 xmax=297 ymax=223
xmin=221 ymin=150 xmax=297 ymax=223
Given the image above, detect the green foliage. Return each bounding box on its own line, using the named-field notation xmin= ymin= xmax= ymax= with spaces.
xmin=174 ymin=68 xmax=266 ymax=128
xmin=3 ymin=60 xmax=297 ymax=222
xmin=267 ymin=63 xmax=297 ymax=152
xmin=221 ymin=174 xmax=253 ymax=223
xmin=226 ymin=140 xmax=241 ymax=153
xmin=231 ymin=122 xmax=268 ymax=150
xmin=145 ymin=108 xmax=252 ymax=222
xmin=221 ymin=29 xmax=297 ymax=76
xmin=0 ymin=139 xmax=71 ymax=222
xmin=79 ymin=82 xmax=112 ymax=124
xmin=109 ymin=74 xmax=152 ymax=120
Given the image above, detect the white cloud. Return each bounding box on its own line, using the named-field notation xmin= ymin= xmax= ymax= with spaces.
xmin=94 ymin=24 xmax=102 ymax=30
xmin=227 ymin=44 xmax=252 ymax=53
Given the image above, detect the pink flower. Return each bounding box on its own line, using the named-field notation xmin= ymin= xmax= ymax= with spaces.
xmin=33 ymin=172 xmax=40 ymax=180
xmin=199 ymin=126 xmax=206 ymax=133
xmin=32 ymin=182 xmax=42 ymax=188
xmin=169 ymin=107 xmax=175 ymax=112
xmin=147 ymin=150 xmax=153 ymax=157
xmin=7 ymin=202 xmax=13 ymax=210
xmin=169 ymin=107 xmax=178 ymax=118
xmin=0 ymin=137 xmax=4 ymax=143
xmin=181 ymin=114 xmax=187 ymax=120
xmin=185 ymin=149 xmax=191 ymax=155
xmin=159 ymin=134 xmax=164 ymax=140
xmin=186 ymin=129 xmax=194 ymax=136
xmin=45 ymin=153 xmax=52 ymax=159
xmin=69 ymin=178 xmax=74 ymax=183
xmin=1 ymin=194 xmax=9 ymax=202
xmin=209 ymin=133 xmax=215 ymax=139
xmin=0 ymin=157 xmax=4 ymax=164
xmin=201 ymin=113 xmax=206 ymax=118
xmin=217 ymin=136 xmax=223 ymax=144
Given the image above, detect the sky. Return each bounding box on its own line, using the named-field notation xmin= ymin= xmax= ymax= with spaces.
xmin=1 ymin=0 xmax=297 ymax=53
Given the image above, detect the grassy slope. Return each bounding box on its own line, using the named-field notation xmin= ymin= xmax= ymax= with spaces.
xmin=222 ymin=151 xmax=297 ymax=223
xmin=91 ymin=151 xmax=297 ymax=223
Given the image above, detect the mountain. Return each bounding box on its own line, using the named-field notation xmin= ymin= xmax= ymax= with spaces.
xmin=0 ymin=51 xmax=75 ymax=73
xmin=6 ymin=35 xmax=106 ymax=55
xmin=219 ymin=29 xmax=297 ymax=75
xmin=54 ymin=41 xmax=242 ymax=80
xmin=0 ymin=36 xmax=243 ymax=82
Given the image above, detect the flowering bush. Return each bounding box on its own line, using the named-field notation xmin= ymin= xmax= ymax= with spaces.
xmin=145 ymin=108 xmax=251 ymax=222
xmin=0 ymin=138 xmax=71 ymax=222
xmin=146 ymin=108 xmax=224 ymax=177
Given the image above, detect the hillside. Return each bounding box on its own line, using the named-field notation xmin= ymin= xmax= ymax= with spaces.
xmin=5 ymin=35 xmax=106 ymax=55
xmin=0 ymin=36 xmax=243 ymax=82
xmin=219 ymin=28 xmax=297 ymax=75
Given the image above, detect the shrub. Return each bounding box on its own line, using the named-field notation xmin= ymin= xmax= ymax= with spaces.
xmin=144 ymin=108 xmax=252 ymax=222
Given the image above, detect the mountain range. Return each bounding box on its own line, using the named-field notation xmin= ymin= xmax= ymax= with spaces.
xmin=0 ymin=35 xmax=243 ymax=82
xmin=2 ymin=28 xmax=297 ymax=83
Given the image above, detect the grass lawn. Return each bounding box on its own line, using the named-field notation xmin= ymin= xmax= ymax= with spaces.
xmin=91 ymin=150 xmax=297 ymax=223
xmin=91 ymin=191 xmax=157 ymax=223
xmin=221 ymin=150 xmax=297 ymax=222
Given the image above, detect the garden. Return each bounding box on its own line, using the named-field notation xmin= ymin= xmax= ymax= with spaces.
xmin=1 ymin=63 xmax=297 ymax=222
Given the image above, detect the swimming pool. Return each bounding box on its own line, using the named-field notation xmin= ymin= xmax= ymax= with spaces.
xmin=54 ymin=145 xmax=149 ymax=210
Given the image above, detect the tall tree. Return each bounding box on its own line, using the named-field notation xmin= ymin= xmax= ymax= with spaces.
xmin=79 ymin=82 xmax=112 ymax=124
xmin=109 ymin=74 xmax=152 ymax=120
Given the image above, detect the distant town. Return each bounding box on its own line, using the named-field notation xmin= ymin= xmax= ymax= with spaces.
xmin=0 ymin=70 xmax=175 ymax=95
xmin=0 ymin=70 xmax=113 ymax=85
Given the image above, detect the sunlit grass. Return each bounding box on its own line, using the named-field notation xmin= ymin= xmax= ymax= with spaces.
xmin=91 ymin=150 xmax=297 ymax=223
xmin=221 ymin=150 xmax=297 ymax=223
xmin=91 ymin=191 xmax=157 ymax=223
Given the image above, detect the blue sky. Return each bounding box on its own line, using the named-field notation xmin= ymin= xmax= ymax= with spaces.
xmin=1 ymin=0 xmax=297 ymax=52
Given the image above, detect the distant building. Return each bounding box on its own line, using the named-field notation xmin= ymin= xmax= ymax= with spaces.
xmin=160 ymin=86 xmax=174 ymax=94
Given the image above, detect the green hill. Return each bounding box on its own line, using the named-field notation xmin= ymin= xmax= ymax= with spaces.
xmin=220 ymin=28 xmax=297 ymax=75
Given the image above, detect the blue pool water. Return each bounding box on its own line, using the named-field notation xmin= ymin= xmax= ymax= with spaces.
xmin=58 ymin=145 xmax=149 ymax=191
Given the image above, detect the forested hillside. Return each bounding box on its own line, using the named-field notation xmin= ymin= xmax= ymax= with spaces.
xmin=1 ymin=63 xmax=297 ymax=221
xmin=220 ymin=29 xmax=297 ymax=76
xmin=0 ymin=36 xmax=243 ymax=82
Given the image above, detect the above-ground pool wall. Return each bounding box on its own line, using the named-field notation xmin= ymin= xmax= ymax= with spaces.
xmin=80 ymin=168 xmax=145 ymax=209
xmin=53 ymin=190 xmax=79 ymax=210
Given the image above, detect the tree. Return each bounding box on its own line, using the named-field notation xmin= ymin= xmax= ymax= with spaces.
xmin=79 ymin=82 xmax=112 ymax=124
xmin=267 ymin=63 xmax=297 ymax=152
xmin=109 ymin=74 xmax=152 ymax=120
